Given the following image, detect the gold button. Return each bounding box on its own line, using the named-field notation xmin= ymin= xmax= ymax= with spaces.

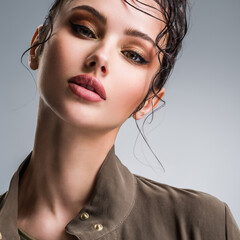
xmin=94 ymin=224 xmax=103 ymax=231
xmin=80 ymin=212 xmax=89 ymax=221
xmin=0 ymin=232 xmax=2 ymax=240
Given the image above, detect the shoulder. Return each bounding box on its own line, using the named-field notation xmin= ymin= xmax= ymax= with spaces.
xmin=134 ymin=173 xmax=223 ymax=206
xmin=122 ymin=174 xmax=240 ymax=239
xmin=133 ymin=174 xmax=226 ymax=227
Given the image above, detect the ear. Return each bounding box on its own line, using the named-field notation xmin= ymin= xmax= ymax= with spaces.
xmin=28 ymin=25 xmax=43 ymax=70
xmin=133 ymin=88 xmax=165 ymax=120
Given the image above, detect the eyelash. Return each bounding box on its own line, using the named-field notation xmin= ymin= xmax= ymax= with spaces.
xmin=121 ymin=50 xmax=149 ymax=65
xmin=70 ymin=22 xmax=150 ymax=65
xmin=70 ymin=22 xmax=97 ymax=39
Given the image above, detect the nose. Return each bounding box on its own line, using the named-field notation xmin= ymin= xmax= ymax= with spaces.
xmin=84 ymin=47 xmax=109 ymax=76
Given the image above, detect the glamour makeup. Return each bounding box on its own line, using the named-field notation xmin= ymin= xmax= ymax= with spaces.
xmin=68 ymin=74 xmax=107 ymax=102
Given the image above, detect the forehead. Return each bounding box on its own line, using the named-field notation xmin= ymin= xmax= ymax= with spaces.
xmin=61 ymin=0 xmax=164 ymax=40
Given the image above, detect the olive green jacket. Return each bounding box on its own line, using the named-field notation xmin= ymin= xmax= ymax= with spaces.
xmin=0 ymin=145 xmax=239 ymax=240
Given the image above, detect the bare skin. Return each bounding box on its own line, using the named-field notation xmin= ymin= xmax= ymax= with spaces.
xmin=18 ymin=99 xmax=119 ymax=240
xmin=18 ymin=0 xmax=165 ymax=239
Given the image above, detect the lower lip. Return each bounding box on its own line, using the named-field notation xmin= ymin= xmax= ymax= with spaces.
xmin=68 ymin=82 xmax=104 ymax=102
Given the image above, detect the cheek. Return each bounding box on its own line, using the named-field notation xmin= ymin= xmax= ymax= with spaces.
xmin=103 ymin=52 xmax=159 ymax=121
xmin=39 ymin=35 xmax=82 ymax=78
xmin=37 ymin=33 xmax=90 ymax=99
xmin=36 ymin=35 xmax=78 ymax=109
xmin=108 ymin=62 xmax=151 ymax=116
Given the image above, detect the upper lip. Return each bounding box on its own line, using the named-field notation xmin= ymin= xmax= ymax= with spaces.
xmin=68 ymin=74 xmax=107 ymax=100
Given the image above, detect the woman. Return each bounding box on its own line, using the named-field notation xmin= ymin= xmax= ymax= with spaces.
xmin=0 ymin=0 xmax=239 ymax=239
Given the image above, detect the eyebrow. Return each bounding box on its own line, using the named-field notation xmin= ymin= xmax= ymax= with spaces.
xmin=125 ymin=29 xmax=156 ymax=46
xmin=71 ymin=5 xmax=107 ymax=25
xmin=71 ymin=5 xmax=155 ymax=46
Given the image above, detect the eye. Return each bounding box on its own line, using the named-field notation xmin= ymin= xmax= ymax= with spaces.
xmin=121 ymin=50 xmax=149 ymax=65
xmin=70 ymin=22 xmax=97 ymax=39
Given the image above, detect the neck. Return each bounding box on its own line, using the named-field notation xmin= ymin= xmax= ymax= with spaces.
xmin=18 ymin=98 xmax=119 ymax=221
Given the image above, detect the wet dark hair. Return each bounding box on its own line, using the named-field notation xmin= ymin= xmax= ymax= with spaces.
xmin=21 ymin=0 xmax=189 ymax=171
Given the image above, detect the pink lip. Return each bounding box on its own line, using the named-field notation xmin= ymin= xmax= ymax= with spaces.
xmin=68 ymin=74 xmax=106 ymax=102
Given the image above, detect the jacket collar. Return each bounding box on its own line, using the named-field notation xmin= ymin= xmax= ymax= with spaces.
xmin=0 ymin=152 xmax=29 ymax=240
xmin=0 ymin=145 xmax=136 ymax=240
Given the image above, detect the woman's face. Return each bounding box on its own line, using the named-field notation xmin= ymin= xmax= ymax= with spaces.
xmin=33 ymin=0 xmax=164 ymax=132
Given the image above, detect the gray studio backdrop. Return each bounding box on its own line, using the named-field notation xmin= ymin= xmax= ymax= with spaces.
xmin=0 ymin=0 xmax=239 ymax=226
